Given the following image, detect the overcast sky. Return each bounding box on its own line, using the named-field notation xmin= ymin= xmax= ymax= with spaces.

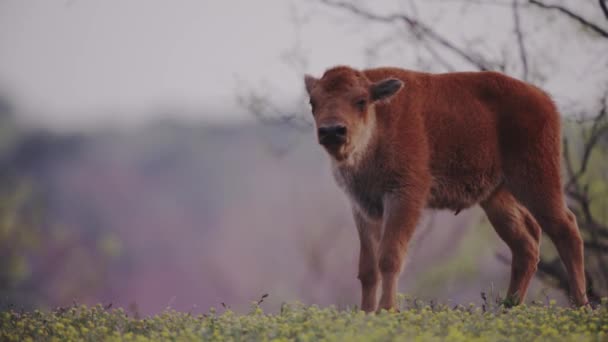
xmin=0 ymin=0 xmax=606 ymax=129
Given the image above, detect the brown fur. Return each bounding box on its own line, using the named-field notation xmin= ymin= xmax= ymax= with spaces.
xmin=304 ymin=65 xmax=588 ymax=312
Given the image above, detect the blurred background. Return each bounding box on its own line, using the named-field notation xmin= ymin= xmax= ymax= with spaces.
xmin=1 ymin=0 xmax=607 ymax=314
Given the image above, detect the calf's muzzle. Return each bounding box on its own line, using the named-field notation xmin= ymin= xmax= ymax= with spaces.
xmin=318 ymin=124 xmax=347 ymax=147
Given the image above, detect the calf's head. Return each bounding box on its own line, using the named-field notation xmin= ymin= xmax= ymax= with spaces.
xmin=304 ymin=66 xmax=403 ymax=161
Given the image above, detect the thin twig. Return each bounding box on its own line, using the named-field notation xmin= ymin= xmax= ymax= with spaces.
xmin=600 ymin=0 xmax=608 ymax=21
xmin=427 ymin=0 xmax=512 ymax=7
xmin=512 ymin=0 xmax=529 ymax=80
xmin=565 ymin=95 xmax=608 ymax=190
xmin=562 ymin=94 xmax=608 ymax=296
xmin=318 ymin=0 xmax=493 ymax=70
xmin=528 ymin=0 xmax=608 ymax=38
xmin=409 ymin=0 xmax=456 ymax=72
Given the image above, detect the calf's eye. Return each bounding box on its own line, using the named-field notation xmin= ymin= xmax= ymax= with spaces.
xmin=355 ymin=99 xmax=367 ymax=111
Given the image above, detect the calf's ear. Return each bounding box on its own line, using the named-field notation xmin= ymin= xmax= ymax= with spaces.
xmin=304 ymin=74 xmax=318 ymax=95
xmin=370 ymin=78 xmax=403 ymax=102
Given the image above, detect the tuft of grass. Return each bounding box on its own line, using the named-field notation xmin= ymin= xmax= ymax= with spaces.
xmin=1 ymin=298 xmax=607 ymax=341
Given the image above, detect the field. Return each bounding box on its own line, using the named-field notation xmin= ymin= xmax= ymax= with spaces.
xmin=2 ymin=298 xmax=608 ymax=342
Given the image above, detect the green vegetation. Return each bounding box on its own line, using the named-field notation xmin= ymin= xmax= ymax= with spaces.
xmin=2 ymin=299 xmax=607 ymax=341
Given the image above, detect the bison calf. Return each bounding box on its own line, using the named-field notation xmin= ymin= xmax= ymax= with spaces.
xmin=304 ymin=65 xmax=588 ymax=312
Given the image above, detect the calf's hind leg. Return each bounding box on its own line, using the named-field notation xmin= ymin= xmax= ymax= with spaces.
xmin=481 ymin=186 xmax=541 ymax=305
xmin=504 ymin=143 xmax=588 ymax=305
xmin=517 ymin=198 xmax=588 ymax=305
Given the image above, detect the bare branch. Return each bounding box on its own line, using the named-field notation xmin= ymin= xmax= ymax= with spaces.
xmin=237 ymin=91 xmax=312 ymax=132
xmin=528 ymin=0 xmax=608 ymax=38
xmin=318 ymin=0 xmax=493 ymax=71
xmin=427 ymin=0 xmax=512 ymax=7
xmin=407 ymin=0 xmax=456 ymax=72
xmin=565 ymin=95 xmax=608 ymax=190
xmin=512 ymin=0 xmax=529 ymax=80
xmin=567 ymin=191 xmax=608 ymax=240
xmin=600 ymin=0 xmax=608 ymax=21
xmin=585 ymin=240 xmax=608 ymax=251
xmin=421 ymin=41 xmax=457 ymax=72
xmin=562 ymin=137 xmax=576 ymax=186
xmin=561 ymin=93 xmax=608 ymax=296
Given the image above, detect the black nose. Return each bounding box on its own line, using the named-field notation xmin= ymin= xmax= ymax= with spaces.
xmin=318 ymin=125 xmax=347 ymax=145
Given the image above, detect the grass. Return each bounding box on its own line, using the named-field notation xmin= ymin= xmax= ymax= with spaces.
xmin=1 ymin=297 xmax=607 ymax=341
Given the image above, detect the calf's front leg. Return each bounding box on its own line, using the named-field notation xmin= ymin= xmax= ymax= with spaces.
xmin=377 ymin=192 xmax=426 ymax=311
xmin=353 ymin=210 xmax=382 ymax=312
